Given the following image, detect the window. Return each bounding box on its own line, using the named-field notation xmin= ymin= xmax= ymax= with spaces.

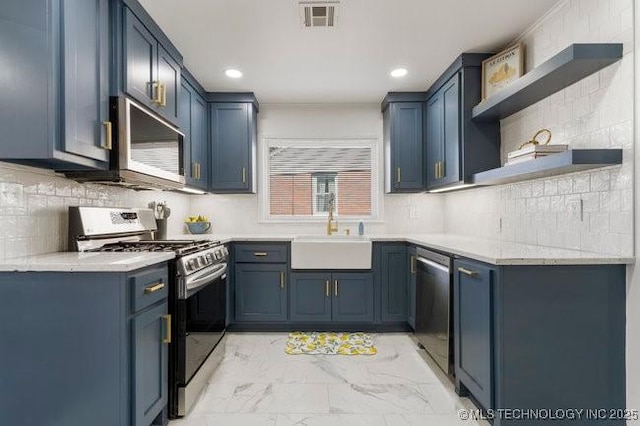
xmin=313 ymin=173 xmax=337 ymax=215
xmin=262 ymin=139 xmax=379 ymax=221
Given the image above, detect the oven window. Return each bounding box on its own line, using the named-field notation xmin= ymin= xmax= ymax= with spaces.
xmin=184 ymin=278 xmax=225 ymax=383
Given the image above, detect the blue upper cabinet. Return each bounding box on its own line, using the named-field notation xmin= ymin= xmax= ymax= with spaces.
xmin=0 ymin=0 xmax=110 ymax=170
xmin=426 ymin=75 xmax=460 ymax=188
xmin=209 ymin=94 xmax=259 ymax=193
xmin=122 ymin=5 xmax=181 ymax=125
xmin=179 ymin=71 xmax=209 ymax=191
xmin=424 ymin=54 xmax=500 ymax=191
xmin=381 ymin=94 xmax=425 ymax=193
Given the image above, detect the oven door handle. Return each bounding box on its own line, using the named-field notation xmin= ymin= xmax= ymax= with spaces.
xmin=185 ymin=263 xmax=227 ymax=297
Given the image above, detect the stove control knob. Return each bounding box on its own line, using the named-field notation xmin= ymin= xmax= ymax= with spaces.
xmin=190 ymin=259 xmax=199 ymax=269
xmin=206 ymin=253 xmax=213 ymax=262
xmin=212 ymin=251 xmax=219 ymax=260
xmin=184 ymin=262 xmax=192 ymax=272
xmin=199 ymin=255 xmax=207 ymax=265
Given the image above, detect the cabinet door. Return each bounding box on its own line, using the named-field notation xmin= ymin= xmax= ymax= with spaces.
xmin=441 ymin=75 xmax=461 ymax=185
xmin=380 ymin=244 xmax=408 ymax=323
xmin=157 ymin=44 xmax=180 ymax=124
xmin=0 ymin=1 xmax=50 ymax=159
xmin=190 ymin=94 xmax=208 ymax=190
xmin=454 ymin=259 xmax=493 ymax=410
xmin=290 ymin=273 xmax=332 ymax=322
xmin=61 ymin=0 xmax=110 ymax=164
xmin=234 ymin=263 xmax=287 ymax=322
xmin=179 ymin=80 xmax=193 ymax=182
xmin=407 ymin=246 xmax=417 ymax=329
xmin=425 ymin=93 xmax=443 ymax=189
xmin=210 ymin=103 xmax=251 ymax=192
xmin=133 ymin=302 xmax=168 ymax=426
xmin=331 ymin=273 xmax=374 ymax=323
xmin=124 ymin=8 xmax=157 ymax=108
xmin=390 ymin=102 xmax=424 ymax=192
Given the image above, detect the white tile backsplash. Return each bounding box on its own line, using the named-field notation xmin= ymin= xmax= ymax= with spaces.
xmin=443 ymin=0 xmax=634 ymax=256
xmin=0 ymin=162 xmax=192 ymax=260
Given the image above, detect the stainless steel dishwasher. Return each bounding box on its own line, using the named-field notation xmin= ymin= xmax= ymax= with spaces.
xmin=414 ymin=247 xmax=453 ymax=376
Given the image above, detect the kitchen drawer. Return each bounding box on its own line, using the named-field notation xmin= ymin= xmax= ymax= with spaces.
xmin=234 ymin=243 xmax=288 ymax=263
xmin=130 ymin=264 xmax=169 ymax=313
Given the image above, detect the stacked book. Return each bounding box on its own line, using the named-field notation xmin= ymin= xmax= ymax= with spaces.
xmin=505 ymin=144 xmax=568 ymax=166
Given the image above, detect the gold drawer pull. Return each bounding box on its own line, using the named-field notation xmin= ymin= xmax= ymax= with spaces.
xmin=326 ymin=280 xmax=330 ymax=297
xmin=144 ymin=281 xmax=165 ymax=294
xmin=280 ymin=272 xmax=285 ymax=289
xmin=410 ymin=255 xmax=416 ymax=274
xmin=163 ymin=314 xmax=171 ymax=344
xmin=458 ymin=267 xmax=478 ymax=277
xmin=253 ymin=252 xmax=268 ymax=257
xmin=242 ymin=167 xmax=247 ymax=183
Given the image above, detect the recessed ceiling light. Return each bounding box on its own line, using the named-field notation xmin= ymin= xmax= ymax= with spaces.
xmin=390 ymin=68 xmax=408 ymax=78
xmin=225 ymin=69 xmax=243 ymax=78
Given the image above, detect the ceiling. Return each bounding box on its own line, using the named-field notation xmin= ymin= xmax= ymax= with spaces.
xmin=138 ymin=0 xmax=560 ymax=103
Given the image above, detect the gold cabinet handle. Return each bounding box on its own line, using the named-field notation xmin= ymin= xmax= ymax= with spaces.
xmin=410 ymin=255 xmax=416 ymax=274
xmin=152 ymin=81 xmax=161 ymax=104
xmin=280 ymin=271 xmax=285 ymax=289
xmin=458 ymin=267 xmax=478 ymax=277
xmin=334 ymin=280 xmax=338 ymax=297
xmin=195 ymin=162 xmax=200 ymax=180
xmin=163 ymin=314 xmax=172 ymax=344
xmin=396 ymin=167 xmax=401 ymax=184
xmin=242 ymin=167 xmax=247 ymax=184
xmin=102 ymin=121 xmax=112 ymax=150
xmin=253 ymin=252 xmax=268 ymax=257
xmin=161 ymin=83 xmax=167 ymax=107
xmin=144 ymin=281 xmax=165 ymax=294
xmin=326 ymin=280 xmax=330 ymax=297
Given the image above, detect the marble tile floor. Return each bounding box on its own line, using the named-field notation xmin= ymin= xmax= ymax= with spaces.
xmin=169 ymin=332 xmax=487 ymax=426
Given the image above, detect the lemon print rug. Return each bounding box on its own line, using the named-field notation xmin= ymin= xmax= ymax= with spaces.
xmin=285 ymin=332 xmax=377 ymax=355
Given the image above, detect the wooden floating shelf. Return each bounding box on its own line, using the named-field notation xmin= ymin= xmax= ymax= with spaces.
xmin=471 ymin=149 xmax=622 ymax=186
xmin=472 ymin=43 xmax=623 ymax=121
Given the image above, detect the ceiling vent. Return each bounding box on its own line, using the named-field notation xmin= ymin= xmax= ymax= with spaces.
xmin=300 ymin=2 xmax=338 ymax=28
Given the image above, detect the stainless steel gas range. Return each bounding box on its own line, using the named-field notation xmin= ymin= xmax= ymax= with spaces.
xmin=69 ymin=206 xmax=228 ymax=418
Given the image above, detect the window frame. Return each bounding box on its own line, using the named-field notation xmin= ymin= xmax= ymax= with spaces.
xmin=260 ymin=138 xmax=380 ymax=223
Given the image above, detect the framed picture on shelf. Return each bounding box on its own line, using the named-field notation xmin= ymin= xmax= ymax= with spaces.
xmin=481 ymin=43 xmax=524 ymax=101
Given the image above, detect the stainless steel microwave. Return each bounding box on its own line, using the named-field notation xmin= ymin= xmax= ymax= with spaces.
xmin=66 ymin=97 xmax=185 ymax=190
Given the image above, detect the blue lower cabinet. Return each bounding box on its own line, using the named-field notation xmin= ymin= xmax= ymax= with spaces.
xmin=453 ymin=258 xmax=626 ymax=424
xmin=380 ymin=244 xmax=408 ymax=323
xmin=290 ymin=272 xmax=373 ymax=323
xmin=453 ymin=258 xmax=493 ymax=411
xmin=133 ymin=302 xmax=168 ymax=426
xmin=407 ymin=246 xmax=417 ymax=329
xmin=235 ymin=263 xmax=288 ymax=322
xmin=0 ymin=264 xmax=169 ymax=426
xmin=290 ymin=272 xmax=332 ymax=322
xmin=331 ymin=273 xmax=374 ymax=323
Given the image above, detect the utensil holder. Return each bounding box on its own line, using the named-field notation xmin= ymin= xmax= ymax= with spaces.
xmin=155 ymin=219 xmax=167 ymax=240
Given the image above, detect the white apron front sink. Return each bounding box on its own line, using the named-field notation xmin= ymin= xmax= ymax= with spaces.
xmin=291 ymin=235 xmax=372 ymax=269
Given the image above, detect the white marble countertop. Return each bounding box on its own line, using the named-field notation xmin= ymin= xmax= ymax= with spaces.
xmin=2 ymin=233 xmax=630 ymax=272
xmin=171 ymin=232 xmax=634 ymax=265
xmin=0 ymin=252 xmax=175 ymax=272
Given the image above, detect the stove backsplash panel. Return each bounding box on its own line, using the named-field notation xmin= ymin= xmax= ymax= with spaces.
xmin=0 ymin=162 xmax=191 ymax=260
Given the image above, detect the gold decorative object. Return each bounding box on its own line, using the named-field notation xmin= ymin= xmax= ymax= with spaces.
xmin=519 ymin=128 xmax=552 ymax=150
